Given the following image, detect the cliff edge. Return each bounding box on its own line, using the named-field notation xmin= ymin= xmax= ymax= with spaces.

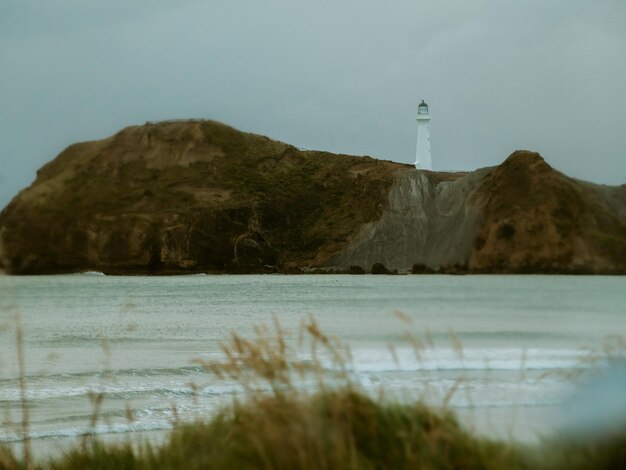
xmin=0 ymin=120 xmax=624 ymax=274
xmin=326 ymin=151 xmax=626 ymax=273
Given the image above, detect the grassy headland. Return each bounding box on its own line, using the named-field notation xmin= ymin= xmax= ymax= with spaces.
xmin=1 ymin=120 xmax=624 ymax=275
xmin=0 ymin=120 xmax=402 ymax=274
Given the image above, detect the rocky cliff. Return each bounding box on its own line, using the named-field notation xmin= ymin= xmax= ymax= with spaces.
xmin=1 ymin=120 xmax=624 ymax=274
xmin=327 ymin=152 xmax=626 ymax=274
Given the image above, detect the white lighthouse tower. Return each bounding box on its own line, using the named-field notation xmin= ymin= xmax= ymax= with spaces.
xmin=414 ymin=100 xmax=432 ymax=170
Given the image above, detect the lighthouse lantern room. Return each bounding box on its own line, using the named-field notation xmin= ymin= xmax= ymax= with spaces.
xmin=414 ymin=100 xmax=432 ymax=170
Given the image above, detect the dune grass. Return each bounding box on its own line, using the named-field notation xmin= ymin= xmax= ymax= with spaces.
xmin=40 ymin=391 xmax=523 ymax=470
xmin=1 ymin=319 xmax=625 ymax=469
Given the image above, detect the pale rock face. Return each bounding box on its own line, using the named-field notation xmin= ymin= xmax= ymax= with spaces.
xmin=324 ymin=168 xmax=489 ymax=270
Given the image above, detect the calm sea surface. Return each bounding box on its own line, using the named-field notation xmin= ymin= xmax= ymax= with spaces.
xmin=0 ymin=274 xmax=624 ymax=456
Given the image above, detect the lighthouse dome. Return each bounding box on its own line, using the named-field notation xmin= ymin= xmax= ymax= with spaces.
xmin=417 ymin=100 xmax=429 ymax=115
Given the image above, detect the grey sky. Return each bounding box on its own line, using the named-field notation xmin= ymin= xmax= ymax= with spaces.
xmin=1 ymin=0 xmax=625 ymax=210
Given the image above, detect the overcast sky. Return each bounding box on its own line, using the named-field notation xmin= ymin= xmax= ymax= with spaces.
xmin=1 ymin=0 xmax=625 ymax=209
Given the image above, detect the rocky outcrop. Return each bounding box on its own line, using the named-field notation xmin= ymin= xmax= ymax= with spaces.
xmin=326 ymin=151 xmax=626 ymax=274
xmin=0 ymin=121 xmax=624 ymax=275
xmin=0 ymin=120 xmax=401 ymax=274
xmin=468 ymin=152 xmax=626 ymax=273
xmin=324 ymin=169 xmax=489 ymax=271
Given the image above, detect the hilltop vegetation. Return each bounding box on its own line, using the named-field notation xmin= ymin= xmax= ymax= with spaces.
xmin=470 ymin=151 xmax=626 ymax=273
xmin=0 ymin=120 xmax=624 ymax=274
xmin=0 ymin=120 xmax=402 ymax=274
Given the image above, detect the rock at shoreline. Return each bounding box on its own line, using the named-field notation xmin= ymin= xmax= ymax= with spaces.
xmin=0 ymin=120 xmax=624 ymax=274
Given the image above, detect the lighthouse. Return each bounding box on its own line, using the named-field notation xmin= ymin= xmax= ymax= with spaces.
xmin=414 ymin=100 xmax=432 ymax=170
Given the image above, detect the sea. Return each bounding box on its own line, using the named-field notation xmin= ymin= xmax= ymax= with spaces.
xmin=0 ymin=274 xmax=624 ymax=458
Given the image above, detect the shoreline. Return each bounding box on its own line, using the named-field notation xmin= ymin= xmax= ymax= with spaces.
xmin=2 ymin=266 xmax=625 ymax=276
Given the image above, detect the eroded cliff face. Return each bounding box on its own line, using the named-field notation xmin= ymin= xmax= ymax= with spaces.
xmin=324 ymin=169 xmax=488 ymax=271
xmin=325 ymin=151 xmax=626 ymax=273
xmin=0 ymin=121 xmax=624 ymax=275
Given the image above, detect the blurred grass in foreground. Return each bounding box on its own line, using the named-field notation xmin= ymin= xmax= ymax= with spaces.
xmin=1 ymin=318 xmax=625 ymax=469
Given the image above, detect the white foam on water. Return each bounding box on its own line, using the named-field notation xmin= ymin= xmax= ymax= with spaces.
xmin=0 ymin=382 xmax=242 ymax=402
xmin=1 ymin=274 xmax=622 ymax=452
xmin=342 ymin=347 xmax=593 ymax=373
xmin=0 ymin=420 xmax=174 ymax=443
